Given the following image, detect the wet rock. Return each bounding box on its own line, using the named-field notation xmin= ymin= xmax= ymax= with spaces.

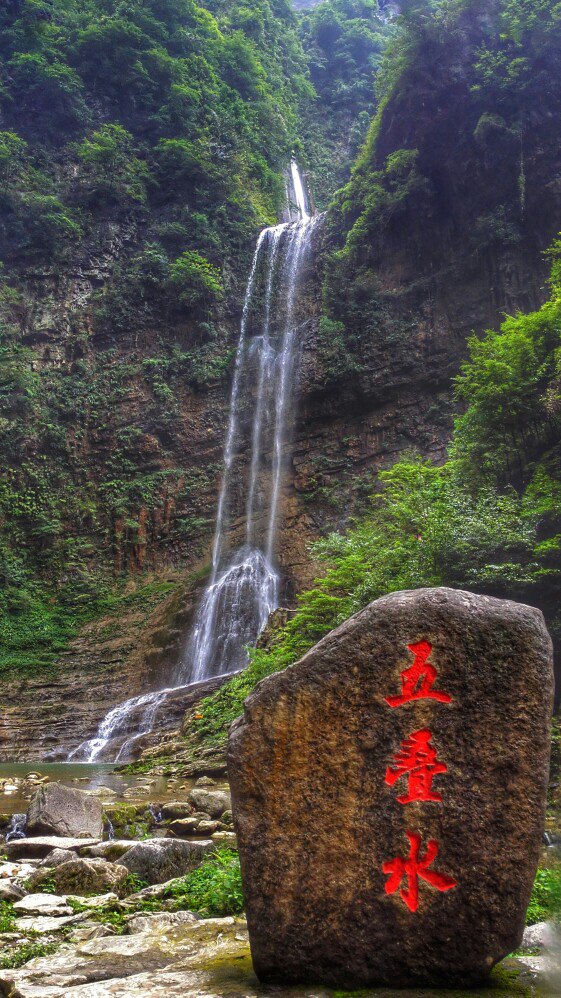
xmin=187 ymin=789 xmax=230 ymax=818
xmin=13 ymin=893 xmax=73 ymax=916
xmin=160 ymin=801 xmax=194 ymax=820
xmin=229 ymin=587 xmax=554 ymax=990
xmin=85 ymin=785 xmax=117 ymax=798
xmin=5 ymin=836 xmax=100 ymax=859
xmin=120 ymin=838 xmax=215 ymax=886
xmin=28 ymin=858 xmax=129 ymax=895
xmin=27 ymin=782 xmax=103 ymax=838
xmin=195 ymin=777 xmax=217 ymax=787
xmin=166 ymin=817 xmax=204 ymax=837
xmin=196 ymin=819 xmax=220 ymax=836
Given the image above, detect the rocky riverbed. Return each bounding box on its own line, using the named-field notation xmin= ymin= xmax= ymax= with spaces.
xmin=0 ymin=778 xmax=559 ymax=996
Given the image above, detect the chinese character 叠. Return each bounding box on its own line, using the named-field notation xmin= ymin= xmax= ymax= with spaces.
xmin=385 ymin=640 xmax=452 ymax=708
xmin=383 ymin=831 xmax=457 ymax=912
xmin=385 ymin=728 xmax=447 ymax=804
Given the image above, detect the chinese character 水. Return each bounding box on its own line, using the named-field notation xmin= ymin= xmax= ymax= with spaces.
xmin=383 ymin=831 xmax=457 ymax=912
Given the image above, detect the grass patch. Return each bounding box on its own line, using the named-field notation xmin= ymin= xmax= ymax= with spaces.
xmin=165 ymin=849 xmax=243 ymax=918
xmin=0 ymin=902 xmax=15 ymax=933
xmin=0 ymin=939 xmax=59 ymax=970
xmin=526 ymin=866 xmax=561 ymax=925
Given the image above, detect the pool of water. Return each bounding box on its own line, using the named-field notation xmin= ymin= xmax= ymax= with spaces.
xmin=0 ymin=762 xmax=191 ymax=816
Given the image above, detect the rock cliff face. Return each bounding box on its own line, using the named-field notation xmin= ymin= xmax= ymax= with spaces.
xmin=288 ymin=0 xmax=561 ymax=572
xmin=4 ymin=1 xmax=561 ymax=759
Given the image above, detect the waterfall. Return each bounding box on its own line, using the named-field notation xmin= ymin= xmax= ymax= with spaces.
xmin=70 ymin=161 xmax=314 ymax=762
xmin=6 ymin=813 xmax=27 ymax=842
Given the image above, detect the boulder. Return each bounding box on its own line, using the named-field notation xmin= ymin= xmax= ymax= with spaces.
xmin=27 ymin=858 xmax=129 ymax=895
xmin=211 ymin=831 xmax=237 ymax=846
xmin=39 ymin=848 xmax=76 ymax=867
xmin=0 ymin=860 xmax=37 ymax=879
xmin=197 ymin=820 xmax=220 ymax=836
xmin=166 ymin=817 xmax=204 ymax=837
xmin=521 ymin=921 xmax=556 ymax=952
xmin=229 ymin=587 xmax=554 ymax=990
xmin=187 ymin=789 xmax=230 ymax=818
xmin=0 ymin=881 xmax=25 ymax=902
xmin=160 ymin=802 xmax=194 ymax=821
xmin=119 ymin=838 xmax=215 ymax=885
xmin=124 ymin=878 xmax=181 ymax=902
xmin=5 ymin=836 xmax=100 ymax=859
xmin=70 ymin=923 xmax=117 ymax=942
xmin=27 ymin=782 xmax=103 ymax=838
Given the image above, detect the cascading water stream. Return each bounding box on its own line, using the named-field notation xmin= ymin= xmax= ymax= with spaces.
xmin=70 ymin=162 xmax=315 ymax=762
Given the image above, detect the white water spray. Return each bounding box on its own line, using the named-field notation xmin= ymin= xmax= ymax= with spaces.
xmin=71 ymin=163 xmax=315 ymax=762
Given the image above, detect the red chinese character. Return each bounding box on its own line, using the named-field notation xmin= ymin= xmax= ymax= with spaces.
xmin=385 ymin=640 xmax=452 ymax=708
xmin=383 ymin=831 xmax=457 ymax=912
xmin=385 ymin=728 xmax=447 ymax=804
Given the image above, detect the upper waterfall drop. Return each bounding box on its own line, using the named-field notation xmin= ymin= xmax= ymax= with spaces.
xmin=70 ymin=162 xmax=315 ymax=762
xmin=290 ymin=158 xmax=310 ymax=221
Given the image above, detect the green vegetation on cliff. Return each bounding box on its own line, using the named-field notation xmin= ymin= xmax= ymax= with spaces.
xmin=0 ymin=0 xmax=398 ymax=677
xmin=319 ymin=0 xmax=561 ymax=381
xmin=0 ymin=0 xmax=313 ymax=672
xmin=298 ymin=0 xmax=394 ymax=207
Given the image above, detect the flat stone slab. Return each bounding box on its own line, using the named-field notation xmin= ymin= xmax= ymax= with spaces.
xmin=80 ymin=841 xmax=137 ymax=860
xmin=0 ymin=916 xmax=248 ymax=995
xmin=228 ymin=587 xmax=554 ymax=990
xmin=14 ymin=912 xmax=90 ymax=933
xmin=5 ymin=837 xmax=100 ymax=859
xmin=13 ymin=893 xmax=73 ymax=916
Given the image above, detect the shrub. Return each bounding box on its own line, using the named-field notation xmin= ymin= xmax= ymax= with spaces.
xmin=168 ymin=251 xmax=224 ymax=310
xmin=166 ymin=849 xmax=244 ymax=917
xmin=76 ymin=124 xmax=150 ymax=204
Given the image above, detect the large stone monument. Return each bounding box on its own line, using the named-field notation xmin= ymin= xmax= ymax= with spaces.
xmin=228 ymin=588 xmax=554 ymax=988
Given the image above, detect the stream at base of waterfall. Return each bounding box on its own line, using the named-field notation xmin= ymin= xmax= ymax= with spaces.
xmin=70 ymin=162 xmax=316 ymax=763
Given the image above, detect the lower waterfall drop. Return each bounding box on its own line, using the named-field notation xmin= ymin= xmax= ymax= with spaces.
xmin=70 ymin=162 xmax=315 ymax=762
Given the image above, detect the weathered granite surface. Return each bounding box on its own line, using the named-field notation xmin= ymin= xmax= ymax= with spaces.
xmin=229 ymin=587 xmax=554 ymax=989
